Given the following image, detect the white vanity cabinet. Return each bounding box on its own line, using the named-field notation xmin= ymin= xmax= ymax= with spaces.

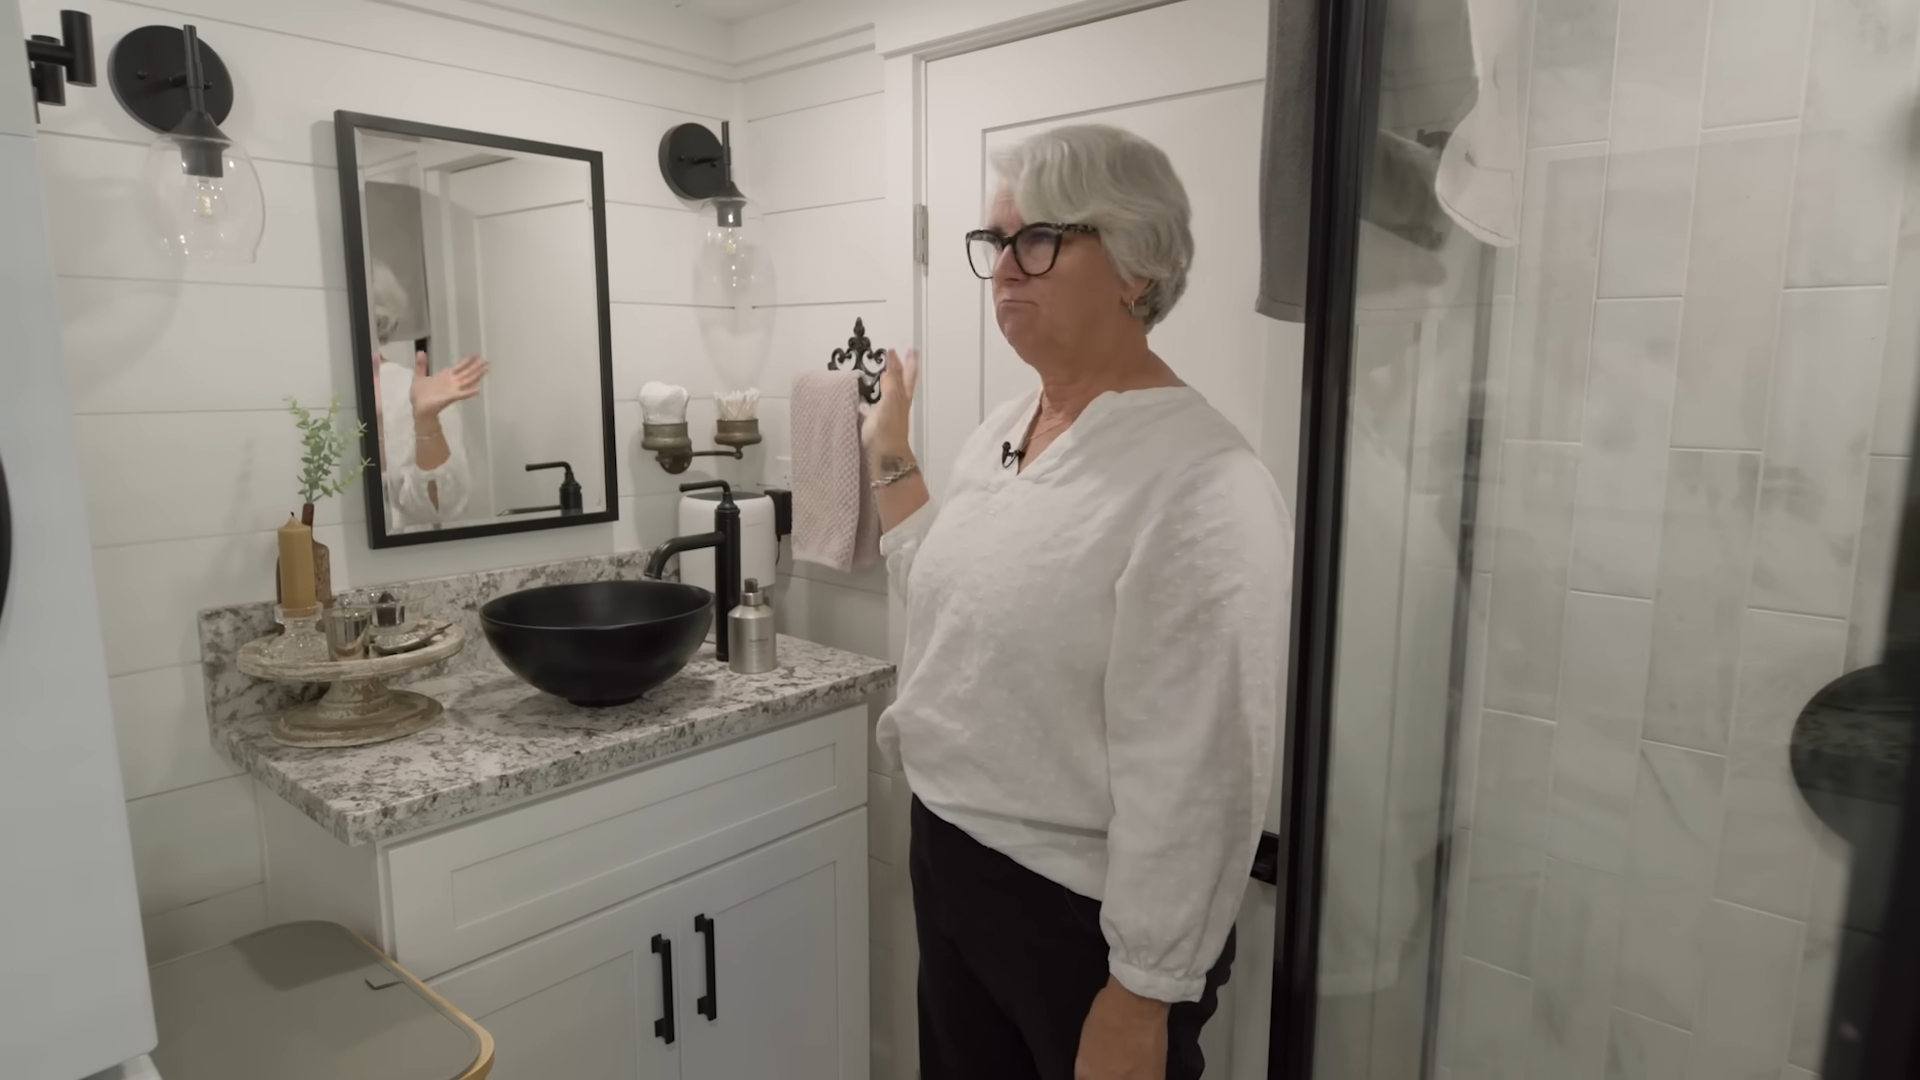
xmin=255 ymin=705 xmax=872 ymax=1080
xmin=431 ymin=813 xmax=866 ymax=1080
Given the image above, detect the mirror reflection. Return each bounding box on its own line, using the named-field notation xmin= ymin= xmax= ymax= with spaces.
xmin=346 ymin=120 xmax=613 ymax=543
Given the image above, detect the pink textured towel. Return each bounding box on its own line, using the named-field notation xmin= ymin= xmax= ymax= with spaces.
xmin=791 ymin=369 xmax=880 ymax=571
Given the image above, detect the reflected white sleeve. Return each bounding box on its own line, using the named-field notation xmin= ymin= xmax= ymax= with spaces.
xmin=385 ymin=406 xmax=471 ymax=523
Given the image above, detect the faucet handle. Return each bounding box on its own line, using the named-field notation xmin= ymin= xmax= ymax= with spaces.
xmin=679 ymin=479 xmax=731 ymax=496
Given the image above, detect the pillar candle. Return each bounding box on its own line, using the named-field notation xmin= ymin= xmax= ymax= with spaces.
xmin=278 ymin=516 xmax=316 ymax=611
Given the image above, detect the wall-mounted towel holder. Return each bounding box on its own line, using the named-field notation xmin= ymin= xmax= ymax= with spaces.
xmin=829 ymin=318 xmax=887 ymax=405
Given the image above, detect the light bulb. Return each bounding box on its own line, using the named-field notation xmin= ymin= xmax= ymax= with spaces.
xmin=698 ymin=218 xmax=759 ymax=312
xmin=142 ymin=131 xmax=265 ymax=263
xmin=192 ymin=178 xmax=218 ymax=218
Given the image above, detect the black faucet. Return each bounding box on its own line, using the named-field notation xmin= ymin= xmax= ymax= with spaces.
xmin=500 ymin=461 xmax=586 ymax=517
xmin=645 ymin=480 xmax=741 ymax=661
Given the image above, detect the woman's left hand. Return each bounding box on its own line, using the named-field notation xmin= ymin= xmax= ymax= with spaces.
xmin=1075 ymin=977 xmax=1170 ymax=1080
xmin=410 ymin=352 xmax=489 ymax=422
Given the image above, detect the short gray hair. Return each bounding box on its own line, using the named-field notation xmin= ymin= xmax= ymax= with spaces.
xmin=370 ymin=260 xmax=409 ymax=345
xmin=991 ymin=124 xmax=1193 ymax=330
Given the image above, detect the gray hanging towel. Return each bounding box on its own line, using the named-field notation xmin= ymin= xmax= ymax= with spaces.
xmin=1256 ymin=0 xmax=1319 ymax=322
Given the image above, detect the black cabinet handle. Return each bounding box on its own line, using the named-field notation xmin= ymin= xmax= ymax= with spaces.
xmin=651 ymin=933 xmax=676 ymax=1044
xmin=695 ymin=914 xmax=718 ymax=1020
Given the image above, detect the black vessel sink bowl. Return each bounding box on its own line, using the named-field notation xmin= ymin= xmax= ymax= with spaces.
xmin=480 ymin=581 xmax=713 ymax=707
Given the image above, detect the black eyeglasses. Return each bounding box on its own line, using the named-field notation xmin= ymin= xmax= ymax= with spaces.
xmin=965 ymin=222 xmax=1098 ymax=279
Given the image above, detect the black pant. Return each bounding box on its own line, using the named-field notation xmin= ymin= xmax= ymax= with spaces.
xmin=910 ymin=797 xmax=1235 ymax=1079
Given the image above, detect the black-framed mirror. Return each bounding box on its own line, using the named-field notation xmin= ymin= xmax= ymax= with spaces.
xmin=335 ymin=111 xmax=618 ymax=548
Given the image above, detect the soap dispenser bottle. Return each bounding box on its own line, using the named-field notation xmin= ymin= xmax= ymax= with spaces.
xmin=728 ymin=578 xmax=777 ymax=674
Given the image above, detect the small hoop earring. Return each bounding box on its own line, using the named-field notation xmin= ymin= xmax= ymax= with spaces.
xmin=1128 ymin=299 xmax=1149 ymax=318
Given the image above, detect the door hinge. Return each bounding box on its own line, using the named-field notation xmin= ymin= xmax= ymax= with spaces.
xmin=913 ymin=203 xmax=929 ymax=267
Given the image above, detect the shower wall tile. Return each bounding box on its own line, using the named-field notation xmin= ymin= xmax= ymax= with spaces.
xmin=1606 ymin=1009 xmax=1691 ymax=1080
xmin=1551 ymin=593 xmax=1654 ymax=875
xmin=1613 ymin=743 xmax=1726 ymax=1029
xmin=1750 ymin=287 xmax=1886 ymax=618
xmin=1528 ymin=859 xmax=1625 ymax=1080
xmin=1527 ymin=0 xmax=1620 ymax=147
xmin=1700 ymin=0 xmax=1813 ymax=128
xmin=1671 ymin=122 xmax=1799 ymax=451
xmin=1507 ymin=147 xmax=1607 ymax=442
xmin=1789 ymin=833 xmax=1851 ymax=1070
xmin=1570 ymin=300 xmax=1681 ymax=598
xmin=1644 ymin=451 xmax=1762 ymax=753
xmin=1486 ymin=442 xmax=1581 ymax=718
xmin=1626 ymin=742 xmax=1726 ymax=885
xmin=1687 ymin=902 xmax=1805 ymax=1080
xmin=1475 ymin=711 xmax=1557 ymax=849
xmin=1874 ymin=132 xmax=1920 ymax=456
xmin=1466 ymin=832 xmax=1545 ymax=976
xmin=1780 ymin=1068 xmax=1816 ymax=1080
xmin=1784 ymin=0 xmax=1920 ymax=288
xmin=1595 ymin=0 xmax=1710 ymax=298
xmin=1847 ymin=456 xmax=1909 ymax=671
xmin=1715 ymin=610 xmax=1846 ymax=919
xmin=1458 ymin=959 xmax=1535 ymax=1080
xmin=1595 ymin=148 xmax=1699 ymax=301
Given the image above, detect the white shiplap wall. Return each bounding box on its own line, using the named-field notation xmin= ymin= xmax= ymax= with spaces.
xmin=22 ymin=0 xmax=896 ymax=968
xmin=732 ymin=30 xmax=908 ymax=1077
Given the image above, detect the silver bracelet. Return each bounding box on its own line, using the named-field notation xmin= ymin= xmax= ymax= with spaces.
xmin=871 ymin=459 xmax=920 ymax=489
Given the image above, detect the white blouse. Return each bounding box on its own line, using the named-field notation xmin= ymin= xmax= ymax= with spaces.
xmin=879 ymin=385 xmax=1292 ymax=1003
xmin=377 ymin=360 xmax=472 ymax=532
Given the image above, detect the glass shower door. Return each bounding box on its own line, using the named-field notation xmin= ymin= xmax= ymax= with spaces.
xmin=1280 ymin=0 xmax=1920 ymax=1077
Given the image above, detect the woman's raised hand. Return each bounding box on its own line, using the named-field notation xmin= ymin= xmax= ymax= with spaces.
xmin=410 ymin=352 xmax=490 ymax=422
xmin=861 ymin=348 xmax=919 ymax=459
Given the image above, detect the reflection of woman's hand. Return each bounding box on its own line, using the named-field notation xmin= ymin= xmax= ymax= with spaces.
xmin=861 ymin=348 xmax=919 ymax=460
xmin=410 ymin=352 xmax=489 ymax=422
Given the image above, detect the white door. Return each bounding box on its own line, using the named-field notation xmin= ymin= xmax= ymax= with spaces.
xmin=431 ymin=882 xmax=684 ymax=1080
xmin=920 ymin=2 xmax=1299 ymax=1075
xmin=677 ymin=812 xmax=869 ymax=1080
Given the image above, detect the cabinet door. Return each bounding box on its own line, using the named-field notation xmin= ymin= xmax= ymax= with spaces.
xmin=430 ymin=885 xmax=685 ymax=1080
xmin=677 ymin=811 xmax=869 ymax=1080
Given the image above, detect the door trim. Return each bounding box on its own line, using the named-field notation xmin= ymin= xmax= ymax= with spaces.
xmin=1266 ymin=0 xmax=1389 ymax=1076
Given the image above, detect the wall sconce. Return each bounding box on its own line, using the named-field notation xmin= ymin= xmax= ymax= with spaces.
xmin=22 ymin=10 xmax=95 ymax=121
xmin=109 ymin=25 xmax=264 ymax=263
xmin=660 ymin=122 xmax=757 ymax=308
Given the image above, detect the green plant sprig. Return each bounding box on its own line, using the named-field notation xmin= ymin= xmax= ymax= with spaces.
xmin=287 ymin=396 xmax=372 ymax=506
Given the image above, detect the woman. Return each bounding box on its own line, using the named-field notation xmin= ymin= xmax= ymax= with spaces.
xmin=368 ymin=261 xmax=489 ymax=531
xmin=865 ymin=125 xmax=1292 ymax=1079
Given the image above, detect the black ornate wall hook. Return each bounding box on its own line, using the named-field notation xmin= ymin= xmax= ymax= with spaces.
xmin=829 ymin=318 xmax=887 ymax=405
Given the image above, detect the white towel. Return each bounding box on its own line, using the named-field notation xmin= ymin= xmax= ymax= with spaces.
xmin=1435 ymin=0 xmax=1522 ymax=246
xmin=791 ymin=370 xmax=879 ymax=571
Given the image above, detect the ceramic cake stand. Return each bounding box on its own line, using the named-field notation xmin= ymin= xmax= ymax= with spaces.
xmin=237 ymin=625 xmax=467 ymax=748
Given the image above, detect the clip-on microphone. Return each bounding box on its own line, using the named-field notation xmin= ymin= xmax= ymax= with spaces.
xmin=1001 ymin=441 xmax=1024 ymax=469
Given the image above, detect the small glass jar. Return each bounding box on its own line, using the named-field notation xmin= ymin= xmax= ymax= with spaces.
xmin=264 ymin=604 xmax=330 ymax=664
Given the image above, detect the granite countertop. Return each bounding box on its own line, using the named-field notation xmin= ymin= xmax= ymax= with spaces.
xmin=212 ymin=636 xmax=894 ymax=846
xmin=198 ymin=553 xmax=895 ymax=846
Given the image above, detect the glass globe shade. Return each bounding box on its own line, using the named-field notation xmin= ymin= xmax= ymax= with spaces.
xmin=143 ymin=130 xmax=265 ymax=263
